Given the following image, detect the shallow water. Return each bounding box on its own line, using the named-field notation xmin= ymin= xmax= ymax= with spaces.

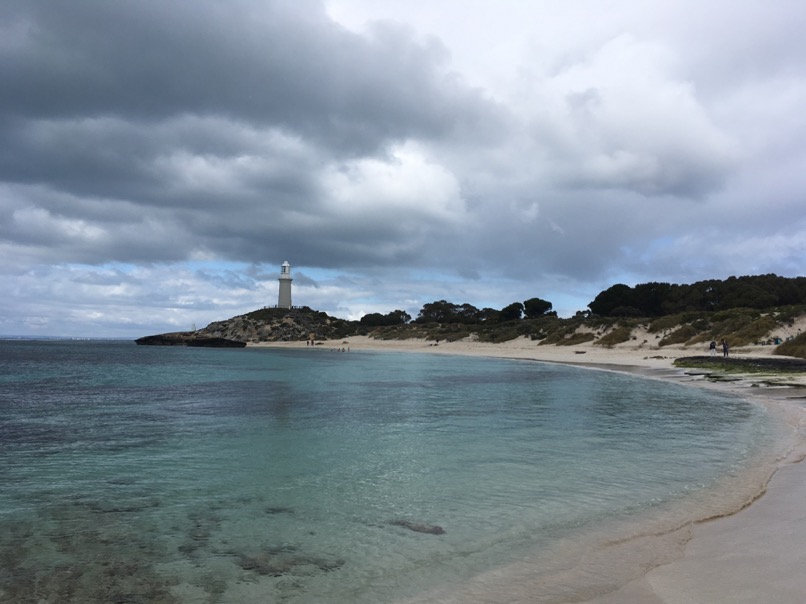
xmin=0 ymin=340 xmax=781 ymax=602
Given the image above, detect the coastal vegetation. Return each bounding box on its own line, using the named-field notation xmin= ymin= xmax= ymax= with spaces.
xmin=368 ymin=305 xmax=804 ymax=353
xmin=137 ymin=274 xmax=806 ymax=359
xmin=773 ymin=332 xmax=806 ymax=359
xmin=589 ymin=274 xmax=806 ymax=316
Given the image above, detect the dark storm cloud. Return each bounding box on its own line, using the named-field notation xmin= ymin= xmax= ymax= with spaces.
xmin=0 ymin=0 xmax=501 ymax=269
xmin=0 ymin=0 xmax=489 ymax=152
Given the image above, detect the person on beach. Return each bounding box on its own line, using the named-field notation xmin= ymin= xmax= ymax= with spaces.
xmin=709 ymin=340 xmax=717 ymax=356
xmin=721 ymin=339 xmax=729 ymax=357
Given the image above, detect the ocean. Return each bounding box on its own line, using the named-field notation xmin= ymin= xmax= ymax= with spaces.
xmin=0 ymin=340 xmax=784 ymax=603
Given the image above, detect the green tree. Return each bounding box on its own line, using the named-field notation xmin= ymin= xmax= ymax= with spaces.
xmin=499 ymin=302 xmax=524 ymax=322
xmin=456 ymin=303 xmax=481 ymax=324
xmin=589 ymin=284 xmax=633 ymax=316
xmin=415 ymin=300 xmax=459 ymax=323
xmin=387 ymin=309 xmax=412 ymax=324
xmin=360 ymin=309 xmax=411 ymax=326
xmin=478 ymin=307 xmax=500 ymax=322
xmin=359 ymin=312 xmax=386 ymax=326
xmin=523 ymin=297 xmax=553 ymax=319
xmin=632 ymin=282 xmax=672 ymax=316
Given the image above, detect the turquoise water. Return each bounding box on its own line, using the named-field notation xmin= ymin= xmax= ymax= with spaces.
xmin=0 ymin=340 xmax=778 ymax=602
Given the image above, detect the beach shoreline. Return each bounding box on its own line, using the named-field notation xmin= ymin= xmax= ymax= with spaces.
xmin=251 ymin=335 xmax=806 ymax=603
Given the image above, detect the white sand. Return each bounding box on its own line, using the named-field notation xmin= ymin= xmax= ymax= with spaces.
xmin=250 ymin=333 xmax=806 ymax=603
xmin=255 ymin=330 xmax=806 ymax=386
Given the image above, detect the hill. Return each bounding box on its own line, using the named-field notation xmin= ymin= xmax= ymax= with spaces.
xmin=136 ymin=306 xmax=356 ymax=347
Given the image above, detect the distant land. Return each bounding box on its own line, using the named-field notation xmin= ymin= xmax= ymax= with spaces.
xmin=1 ymin=335 xmax=122 ymax=341
xmin=136 ymin=274 xmax=806 ymax=359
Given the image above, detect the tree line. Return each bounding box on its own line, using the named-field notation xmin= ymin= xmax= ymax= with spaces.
xmin=588 ymin=274 xmax=806 ymax=317
xmin=360 ymin=298 xmax=555 ymax=326
xmin=360 ymin=274 xmax=806 ymax=327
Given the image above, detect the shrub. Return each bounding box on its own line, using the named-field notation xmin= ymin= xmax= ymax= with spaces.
xmin=556 ymin=332 xmax=596 ymax=346
xmin=539 ymin=324 xmax=582 ymax=345
xmin=690 ymin=317 xmax=711 ymax=331
xmin=774 ymin=305 xmax=806 ymax=326
xmin=774 ymin=333 xmax=806 ymax=359
xmin=595 ymin=326 xmax=633 ymax=348
xmin=659 ymin=325 xmax=698 ymax=346
xmin=479 ymin=327 xmax=521 ymax=343
xmin=649 ymin=314 xmax=686 ymax=333
xmin=726 ymin=315 xmax=778 ymax=346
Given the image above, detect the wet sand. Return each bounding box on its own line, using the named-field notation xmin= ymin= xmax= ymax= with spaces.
xmin=593 ymin=456 xmax=806 ymax=603
xmin=252 ymin=333 xmax=806 ymax=603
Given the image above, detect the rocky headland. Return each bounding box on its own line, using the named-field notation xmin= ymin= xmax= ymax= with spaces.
xmin=134 ymin=332 xmax=246 ymax=347
xmin=136 ymin=307 xmax=355 ymax=346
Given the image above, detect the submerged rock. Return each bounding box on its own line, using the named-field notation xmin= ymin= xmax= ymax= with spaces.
xmin=389 ymin=519 xmax=446 ymax=535
xmin=235 ymin=548 xmax=344 ymax=577
xmin=265 ymin=506 xmax=295 ymax=515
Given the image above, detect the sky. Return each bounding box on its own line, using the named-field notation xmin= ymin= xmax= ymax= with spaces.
xmin=2 ymin=0 xmax=805 ymax=337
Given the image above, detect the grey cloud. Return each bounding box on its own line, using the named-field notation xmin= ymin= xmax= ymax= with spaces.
xmin=1 ymin=0 xmax=502 ymax=271
xmin=1 ymin=1 xmax=491 ymax=153
xmin=1 ymin=0 xmax=805 ymax=336
xmin=290 ymin=272 xmax=319 ymax=288
xmin=195 ymin=269 xmax=258 ymax=292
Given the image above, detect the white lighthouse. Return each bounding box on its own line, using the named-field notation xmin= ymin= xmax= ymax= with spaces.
xmin=278 ymin=261 xmax=293 ymax=309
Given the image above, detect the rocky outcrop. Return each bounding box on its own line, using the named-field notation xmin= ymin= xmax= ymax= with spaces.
xmin=202 ymin=315 xmax=300 ymax=342
xmin=135 ymin=332 xmax=246 ymax=347
xmin=201 ymin=307 xmax=357 ymax=343
xmin=136 ymin=307 xmax=359 ymax=345
xmin=675 ymin=356 xmax=806 ymax=372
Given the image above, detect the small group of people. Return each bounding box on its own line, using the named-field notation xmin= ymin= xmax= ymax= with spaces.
xmin=709 ymin=339 xmax=729 ymax=357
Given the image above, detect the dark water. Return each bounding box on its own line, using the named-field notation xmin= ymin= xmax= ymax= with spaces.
xmin=0 ymin=340 xmax=777 ymax=602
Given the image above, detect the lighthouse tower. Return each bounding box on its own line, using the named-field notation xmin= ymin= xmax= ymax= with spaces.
xmin=277 ymin=261 xmax=293 ymax=309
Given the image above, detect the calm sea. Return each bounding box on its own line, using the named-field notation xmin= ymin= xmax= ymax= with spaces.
xmin=0 ymin=340 xmax=782 ymax=603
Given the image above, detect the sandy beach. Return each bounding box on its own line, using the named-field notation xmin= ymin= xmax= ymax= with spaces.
xmin=252 ymin=331 xmax=806 ymax=603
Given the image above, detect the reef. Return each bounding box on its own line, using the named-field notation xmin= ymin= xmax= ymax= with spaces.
xmin=234 ymin=545 xmax=345 ymax=577
xmin=675 ymin=356 xmax=806 ymax=372
xmin=0 ymin=494 xmax=348 ymax=603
